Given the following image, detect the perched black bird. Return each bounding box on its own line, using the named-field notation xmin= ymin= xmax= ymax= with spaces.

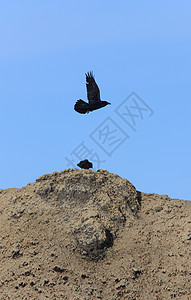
xmin=77 ymin=159 xmax=93 ymax=169
xmin=74 ymin=72 xmax=111 ymax=114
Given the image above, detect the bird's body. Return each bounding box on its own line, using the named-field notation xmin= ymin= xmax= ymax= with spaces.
xmin=77 ymin=159 xmax=93 ymax=169
xmin=74 ymin=72 xmax=111 ymax=114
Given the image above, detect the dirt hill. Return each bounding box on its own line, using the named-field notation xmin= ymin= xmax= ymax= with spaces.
xmin=0 ymin=169 xmax=190 ymax=299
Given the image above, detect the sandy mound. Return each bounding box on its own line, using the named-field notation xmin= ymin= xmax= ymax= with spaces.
xmin=0 ymin=169 xmax=190 ymax=299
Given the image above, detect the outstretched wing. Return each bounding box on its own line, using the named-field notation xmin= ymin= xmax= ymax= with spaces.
xmin=74 ymin=99 xmax=89 ymax=114
xmin=86 ymin=71 xmax=101 ymax=104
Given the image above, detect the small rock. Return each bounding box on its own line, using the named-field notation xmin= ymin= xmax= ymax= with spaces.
xmin=131 ymin=268 xmax=142 ymax=279
xmin=77 ymin=159 xmax=93 ymax=169
xmin=36 ymin=184 xmax=53 ymax=197
xmin=10 ymin=210 xmax=25 ymax=219
xmin=19 ymin=281 xmax=27 ymax=287
xmin=155 ymin=207 xmax=163 ymax=212
xmin=43 ymin=280 xmax=49 ymax=285
xmin=24 ymin=270 xmax=31 ymax=276
xmin=53 ymin=266 xmax=66 ymax=273
xmin=12 ymin=250 xmax=23 ymax=259
xmin=63 ymin=276 xmax=69 ymax=281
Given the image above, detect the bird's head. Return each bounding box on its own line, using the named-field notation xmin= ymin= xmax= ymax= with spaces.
xmin=101 ymin=101 xmax=111 ymax=107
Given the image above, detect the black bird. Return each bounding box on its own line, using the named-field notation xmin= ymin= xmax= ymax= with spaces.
xmin=74 ymin=72 xmax=111 ymax=114
xmin=77 ymin=159 xmax=93 ymax=169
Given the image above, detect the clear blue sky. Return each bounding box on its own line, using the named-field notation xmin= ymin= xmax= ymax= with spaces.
xmin=0 ymin=1 xmax=190 ymax=200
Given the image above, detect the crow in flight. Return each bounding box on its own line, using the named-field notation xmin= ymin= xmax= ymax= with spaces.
xmin=74 ymin=72 xmax=111 ymax=114
xmin=77 ymin=159 xmax=93 ymax=169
